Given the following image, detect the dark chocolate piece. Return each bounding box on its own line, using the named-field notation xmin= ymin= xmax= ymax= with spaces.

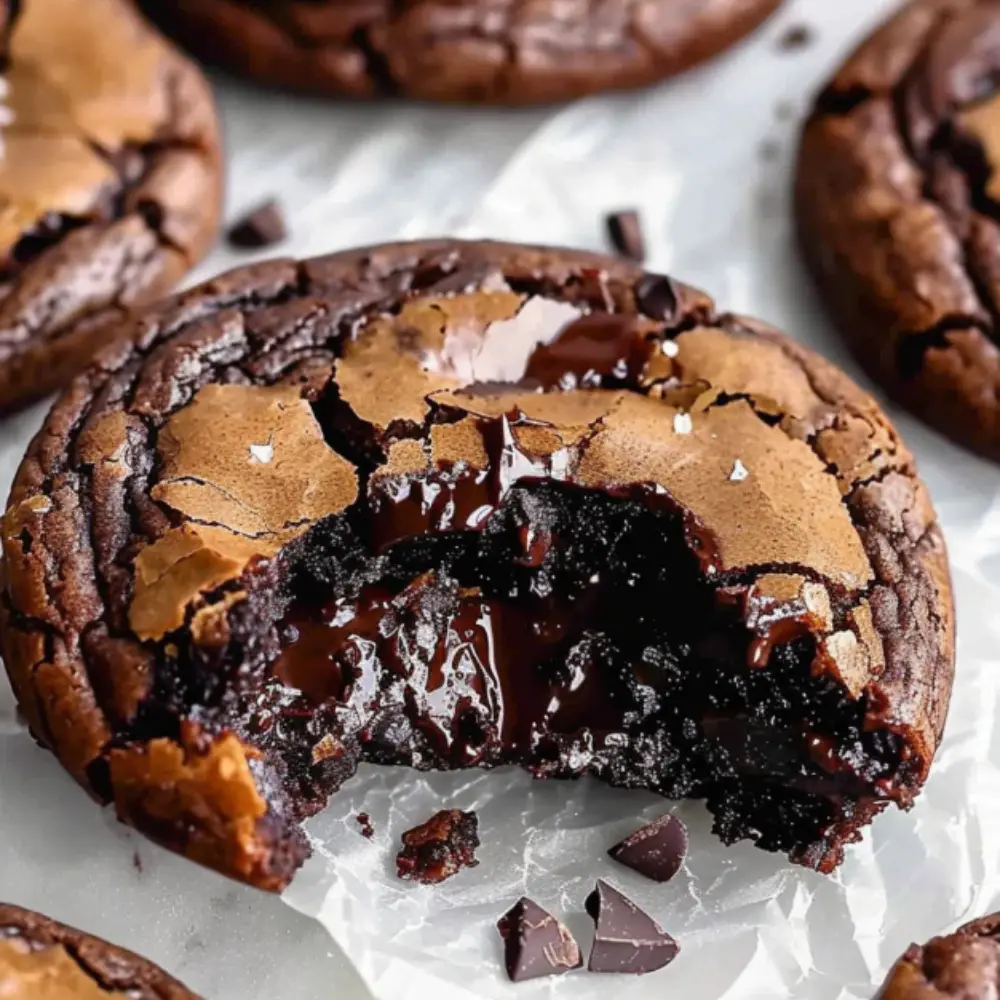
xmin=585 ymin=880 xmax=679 ymax=975
xmin=605 ymin=210 xmax=646 ymax=262
xmin=355 ymin=812 xmax=374 ymax=839
xmin=608 ymin=813 xmax=688 ymax=882
xmin=227 ymin=199 xmax=287 ymax=249
xmin=496 ymin=897 xmax=581 ymax=982
xmin=396 ymin=809 xmax=480 ymax=884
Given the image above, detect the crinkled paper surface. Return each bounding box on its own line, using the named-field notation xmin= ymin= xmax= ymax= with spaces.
xmin=3 ymin=1 xmax=999 ymax=998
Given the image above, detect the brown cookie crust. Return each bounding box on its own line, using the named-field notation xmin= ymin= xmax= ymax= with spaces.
xmin=0 ymin=239 xmax=953 ymax=890
xmin=138 ymin=0 xmax=784 ymax=105
xmin=796 ymin=0 xmax=1000 ymax=460
xmin=876 ymin=913 xmax=1000 ymax=999
xmin=0 ymin=903 xmax=200 ymax=999
xmin=0 ymin=0 xmax=222 ymax=416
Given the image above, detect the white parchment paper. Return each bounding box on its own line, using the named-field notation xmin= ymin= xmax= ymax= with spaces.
xmin=2 ymin=2 xmax=999 ymax=998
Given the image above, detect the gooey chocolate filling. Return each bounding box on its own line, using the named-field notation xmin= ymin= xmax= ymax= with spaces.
xmin=197 ymin=306 xmax=906 ymax=873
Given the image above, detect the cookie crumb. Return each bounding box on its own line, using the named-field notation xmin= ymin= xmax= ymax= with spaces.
xmin=778 ymin=24 xmax=813 ymax=51
xmin=227 ymin=199 xmax=287 ymax=249
xmin=673 ymin=413 xmax=692 ymax=435
xmin=355 ymin=813 xmax=374 ymax=839
xmin=132 ymin=851 xmax=143 ymax=874
xmin=396 ymin=808 xmax=480 ymax=884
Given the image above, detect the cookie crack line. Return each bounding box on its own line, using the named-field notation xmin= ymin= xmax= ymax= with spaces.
xmin=0 ymin=239 xmax=953 ymax=891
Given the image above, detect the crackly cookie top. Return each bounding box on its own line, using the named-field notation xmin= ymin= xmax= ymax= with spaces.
xmin=0 ymin=904 xmax=199 ymax=999
xmin=0 ymin=239 xmax=953 ymax=888
xmin=797 ymin=0 xmax=1000 ymax=458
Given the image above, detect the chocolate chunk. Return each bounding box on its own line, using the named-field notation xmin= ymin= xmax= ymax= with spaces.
xmin=605 ymin=209 xmax=646 ymax=262
xmin=496 ymin=897 xmax=581 ymax=982
xmin=396 ymin=808 xmax=480 ymax=884
xmin=585 ymin=880 xmax=679 ymax=975
xmin=608 ymin=813 xmax=688 ymax=882
xmin=778 ymin=24 xmax=812 ymax=51
xmin=355 ymin=812 xmax=374 ymax=839
xmin=634 ymin=272 xmax=678 ymax=320
xmin=227 ymin=199 xmax=287 ymax=249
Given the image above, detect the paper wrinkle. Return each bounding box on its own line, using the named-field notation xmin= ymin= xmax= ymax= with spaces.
xmin=0 ymin=1 xmax=998 ymax=998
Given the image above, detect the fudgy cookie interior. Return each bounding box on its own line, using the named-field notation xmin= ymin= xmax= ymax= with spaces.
xmin=2 ymin=244 xmax=948 ymax=890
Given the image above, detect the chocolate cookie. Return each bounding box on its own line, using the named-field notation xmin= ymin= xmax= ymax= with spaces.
xmin=0 ymin=903 xmax=200 ymax=998
xmin=0 ymin=0 xmax=221 ymax=416
xmin=137 ymin=0 xmax=784 ymax=104
xmin=0 ymin=239 xmax=953 ymax=891
xmin=796 ymin=0 xmax=1000 ymax=461
xmin=876 ymin=913 xmax=1000 ymax=999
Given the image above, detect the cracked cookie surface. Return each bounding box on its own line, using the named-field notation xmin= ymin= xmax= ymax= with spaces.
xmin=796 ymin=0 xmax=1000 ymax=461
xmin=0 ymin=903 xmax=200 ymax=998
xmin=137 ymin=0 xmax=784 ymax=104
xmin=0 ymin=239 xmax=954 ymax=890
xmin=876 ymin=912 xmax=1000 ymax=999
xmin=0 ymin=0 xmax=222 ymax=416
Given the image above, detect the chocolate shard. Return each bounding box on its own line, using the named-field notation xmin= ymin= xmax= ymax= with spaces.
xmin=227 ymin=198 xmax=287 ymax=249
xmin=585 ymin=880 xmax=679 ymax=975
xmin=608 ymin=813 xmax=688 ymax=882
xmin=605 ymin=209 xmax=646 ymax=262
xmin=633 ymin=272 xmax=678 ymax=320
xmin=396 ymin=808 xmax=480 ymax=884
xmin=497 ymin=897 xmax=582 ymax=982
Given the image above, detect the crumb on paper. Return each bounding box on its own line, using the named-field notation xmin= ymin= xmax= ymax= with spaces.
xmin=396 ymin=809 xmax=480 ymax=885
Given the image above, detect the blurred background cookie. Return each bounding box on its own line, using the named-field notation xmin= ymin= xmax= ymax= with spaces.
xmin=0 ymin=0 xmax=222 ymax=416
xmin=138 ymin=0 xmax=785 ymax=104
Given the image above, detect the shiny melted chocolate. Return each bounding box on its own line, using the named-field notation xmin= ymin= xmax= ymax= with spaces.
xmin=247 ymin=293 xmax=895 ymax=850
